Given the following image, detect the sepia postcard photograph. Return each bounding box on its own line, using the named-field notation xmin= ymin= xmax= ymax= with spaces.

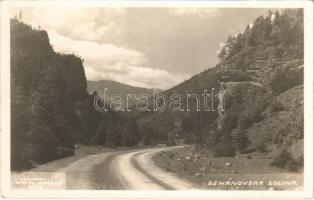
xmin=0 ymin=0 xmax=313 ymax=199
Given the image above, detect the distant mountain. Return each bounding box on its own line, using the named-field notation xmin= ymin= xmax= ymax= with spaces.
xmin=87 ymin=80 xmax=162 ymax=107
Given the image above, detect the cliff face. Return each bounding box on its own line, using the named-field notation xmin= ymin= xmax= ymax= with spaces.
xmin=11 ymin=19 xmax=88 ymax=169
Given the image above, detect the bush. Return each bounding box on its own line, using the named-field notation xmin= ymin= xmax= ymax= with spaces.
xmin=269 ymin=100 xmax=284 ymax=112
xmin=237 ymin=98 xmax=267 ymax=130
xmin=213 ymin=134 xmax=236 ymax=157
xmin=219 ymin=69 xmax=251 ymax=82
xmin=269 ymin=66 xmax=303 ymax=95
xmin=223 ymin=111 xmax=238 ymax=131
xmin=184 ymin=135 xmax=194 ymax=144
xmin=238 ymin=116 xmax=251 ymax=130
xmin=256 ymin=139 xmax=268 ymax=153
xmin=168 ymin=152 xmax=175 ymax=159
xmin=270 ymin=149 xmax=300 ymax=172
xmin=235 ymin=131 xmax=250 ymax=152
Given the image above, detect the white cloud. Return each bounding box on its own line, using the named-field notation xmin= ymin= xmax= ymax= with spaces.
xmin=169 ymin=8 xmax=220 ymax=19
xmin=10 ymin=7 xmax=189 ymax=89
xmin=11 ymin=7 xmax=125 ymax=42
xmin=85 ymin=62 xmax=188 ymax=89
xmin=48 ymin=29 xmax=146 ymax=64
xmin=46 ymin=29 xmax=187 ymax=89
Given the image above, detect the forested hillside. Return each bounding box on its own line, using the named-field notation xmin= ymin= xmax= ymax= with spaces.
xmin=134 ymin=9 xmax=304 ymax=171
xmin=11 ymin=19 xmax=88 ymax=169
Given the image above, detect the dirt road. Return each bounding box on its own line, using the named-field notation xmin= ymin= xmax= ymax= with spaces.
xmin=11 ymin=146 xmax=200 ymax=190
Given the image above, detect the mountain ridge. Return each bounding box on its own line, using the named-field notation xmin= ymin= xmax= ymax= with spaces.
xmin=87 ymin=79 xmax=161 ymax=94
xmin=87 ymin=79 xmax=162 ymax=107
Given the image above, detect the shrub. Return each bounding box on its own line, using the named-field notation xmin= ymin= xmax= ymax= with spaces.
xmin=247 ymin=155 xmax=252 ymax=159
xmin=269 ymin=99 xmax=284 ymax=112
xmin=213 ymin=134 xmax=236 ymax=157
xmin=219 ymin=69 xmax=251 ymax=82
xmin=237 ymin=98 xmax=267 ymax=130
xmin=270 ymin=149 xmax=300 ymax=172
xmin=269 ymin=66 xmax=303 ymax=95
xmin=184 ymin=134 xmax=194 ymax=144
xmin=238 ymin=116 xmax=252 ymax=130
xmin=235 ymin=131 xmax=250 ymax=152
xmin=168 ymin=152 xmax=175 ymax=159
xmin=223 ymin=111 xmax=238 ymax=131
xmin=256 ymin=139 xmax=268 ymax=153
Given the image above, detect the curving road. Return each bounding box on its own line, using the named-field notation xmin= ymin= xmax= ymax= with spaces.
xmin=11 ymin=146 xmax=201 ymax=190
xmin=109 ymin=147 xmax=201 ymax=190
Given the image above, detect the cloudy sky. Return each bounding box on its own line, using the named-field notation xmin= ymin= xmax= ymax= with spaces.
xmin=11 ymin=7 xmax=270 ymax=90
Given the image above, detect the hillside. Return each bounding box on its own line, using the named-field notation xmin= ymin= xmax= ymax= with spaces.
xmin=135 ymin=9 xmax=304 ymax=171
xmin=244 ymin=85 xmax=303 ymax=162
xmin=10 ymin=19 xmax=88 ymax=169
xmin=87 ymin=80 xmax=160 ymax=107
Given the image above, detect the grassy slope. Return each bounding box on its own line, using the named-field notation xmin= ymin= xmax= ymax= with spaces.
xmin=153 ymin=145 xmax=303 ymax=190
xmin=152 ymin=84 xmax=304 ymax=190
xmin=244 ymin=85 xmax=303 ymax=159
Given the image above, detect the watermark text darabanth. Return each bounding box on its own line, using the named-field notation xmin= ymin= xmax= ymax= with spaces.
xmin=93 ymin=88 xmax=225 ymax=112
